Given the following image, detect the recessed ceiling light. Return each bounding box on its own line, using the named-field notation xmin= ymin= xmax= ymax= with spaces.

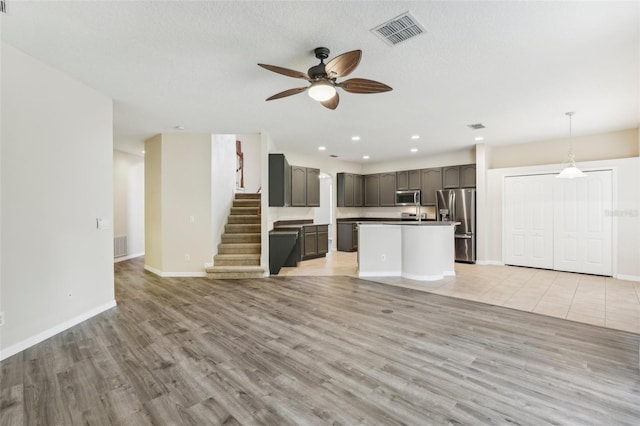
xmin=410 ymin=148 xmax=418 ymax=153
xmin=363 ymin=155 xmax=370 ymax=159
xmin=318 ymin=146 xmax=326 ymax=151
xmin=175 ymin=125 xmax=185 ymax=130
xmin=411 ymin=135 xmax=420 ymax=140
xmin=475 ymin=136 xmax=484 ymax=141
xmin=352 ymin=136 xmax=361 ymax=141
xmin=142 ymin=150 xmax=146 ymax=154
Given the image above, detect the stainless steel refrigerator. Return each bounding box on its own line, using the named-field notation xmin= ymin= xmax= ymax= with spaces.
xmin=436 ymin=188 xmax=476 ymax=263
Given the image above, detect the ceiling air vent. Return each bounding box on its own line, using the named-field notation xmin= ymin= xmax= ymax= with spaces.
xmin=467 ymin=123 xmax=486 ymax=130
xmin=371 ymin=11 xmax=426 ymax=46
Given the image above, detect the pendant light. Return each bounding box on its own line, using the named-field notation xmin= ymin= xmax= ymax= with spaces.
xmin=556 ymin=111 xmax=586 ymax=179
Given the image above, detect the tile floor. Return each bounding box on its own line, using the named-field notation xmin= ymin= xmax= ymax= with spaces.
xmin=277 ymin=251 xmax=640 ymax=334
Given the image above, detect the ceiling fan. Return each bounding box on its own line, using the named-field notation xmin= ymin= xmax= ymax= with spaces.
xmin=258 ymin=47 xmax=392 ymax=110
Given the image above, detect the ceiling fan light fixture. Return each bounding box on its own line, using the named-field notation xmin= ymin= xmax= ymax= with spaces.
xmin=308 ymin=81 xmax=336 ymax=102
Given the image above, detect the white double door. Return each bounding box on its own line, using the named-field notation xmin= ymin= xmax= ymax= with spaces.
xmin=504 ymin=170 xmax=612 ymax=276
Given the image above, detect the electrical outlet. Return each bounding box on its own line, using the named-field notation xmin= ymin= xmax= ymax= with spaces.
xmin=185 ymin=254 xmax=191 ymax=261
xmin=0 ymin=311 xmax=5 ymax=326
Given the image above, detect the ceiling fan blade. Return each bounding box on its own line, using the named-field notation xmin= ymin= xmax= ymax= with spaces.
xmin=258 ymin=64 xmax=309 ymax=80
xmin=325 ymin=50 xmax=362 ymax=78
xmin=266 ymin=87 xmax=308 ymax=101
xmin=339 ymin=78 xmax=393 ymax=94
xmin=321 ymin=92 xmax=340 ymax=110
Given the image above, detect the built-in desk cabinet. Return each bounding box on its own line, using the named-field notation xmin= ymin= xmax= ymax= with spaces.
xmin=302 ymin=225 xmax=328 ymax=259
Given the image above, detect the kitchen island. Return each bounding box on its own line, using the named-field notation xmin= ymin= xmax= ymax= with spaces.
xmin=358 ymin=221 xmax=459 ymax=281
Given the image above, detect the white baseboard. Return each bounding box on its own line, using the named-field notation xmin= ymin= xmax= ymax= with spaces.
xmin=114 ymin=252 xmax=144 ymax=263
xmin=616 ymin=274 xmax=640 ymax=282
xmin=0 ymin=300 xmax=117 ymax=361
xmin=143 ymin=265 xmax=206 ymax=277
xmin=476 ymin=260 xmax=505 ymax=266
xmin=358 ymin=271 xmax=402 ymax=278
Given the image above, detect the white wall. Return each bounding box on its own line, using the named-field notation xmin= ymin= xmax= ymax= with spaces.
xmin=490 ymin=128 xmax=638 ymax=169
xmin=211 ymin=134 xmax=238 ymax=258
xmin=1 ymin=42 xmax=115 ymax=359
xmin=236 ymin=133 xmax=262 ymax=193
xmin=361 ymin=148 xmax=475 ymax=174
xmin=485 ymin=157 xmax=640 ymax=280
xmin=144 ymin=133 xmax=214 ymax=276
xmin=113 ymin=150 xmax=144 ymax=259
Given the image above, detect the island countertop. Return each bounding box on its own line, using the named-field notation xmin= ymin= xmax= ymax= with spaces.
xmin=358 ymin=221 xmax=459 ymax=227
xmin=358 ymin=221 xmax=457 ymax=281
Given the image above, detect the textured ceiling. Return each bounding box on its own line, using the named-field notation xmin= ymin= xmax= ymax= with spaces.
xmin=1 ymin=1 xmax=638 ymax=162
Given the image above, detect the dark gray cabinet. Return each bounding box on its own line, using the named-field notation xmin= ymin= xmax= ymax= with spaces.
xmin=443 ymin=164 xmax=476 ymax=189
xmin=270 ymin=154 xmax=320 ymax=207
xmin=354 ymin=174 xmax=363 ymax=206
xmin=317 ymin=225 xmax=329 ymax=254
xmin=337 ymin=222 xmax=358 ymax=252
xmin=397 ymin=170 xmax=421 ymax=190
xmin=420 ymin=168 xmax=442 ymax=205
xmin=268 ymin=154 xmax=291 ymax=207
xmin=306 ymin=167 xmax=320 ymax=206
xmin=291 ymin=166 xmax=307 ymax=206
xmin=337 ymin=173 xmax=354 ymax=207
xmin=302 ymin=225 xmax=328 ymax=259
xmin=379 ymin=172 xmax=397 ymax=206
xmin=460 ymin=164 xmax=476 ymax=188
xmin=442 ymin=166 xmax=461 ymax=189
xmin=364 ymin=174 xmax=380 ymax=206
xmin=337 ymin=172 xmax=363 ymax=207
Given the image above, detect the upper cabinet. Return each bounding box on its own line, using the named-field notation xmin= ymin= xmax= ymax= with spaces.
xmin=460 ymin=164 xmax=476 ymax=188
xmin=269 ymin=154 xmax=320 ymax=207
xmin=291 ymin=165 xmax=307 ymax=207
xmin=364 ymin=174 xmax=380 ymax=207
xmin=306 ymin=167 xmax=320 ymax=207
xmin=379 ymin=172 xmax=397 ymax=206
xmin=336 ymin=163 xmax=475 ymax=208
xmin=354 ymin=174 xmax=364 ymax=206
xmin=442 ymin=164 xmax=476 ymax=189
xmin=337 ymin=172 xmax=364 ymax=207
xmin=269 ymin=154 xmax=291 ymax=207
xmin=397 ymin=170 xmax=420 ymax=190
xmin=442 ymin=166 xmax=461 ymax=189
xmin=420 ymin=168 xmax=442 ymax=205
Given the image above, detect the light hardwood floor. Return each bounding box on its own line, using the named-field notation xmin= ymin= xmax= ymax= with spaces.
xmin=1 ymin=256 xmax=639 ymax=425
xmin=279 ymin=251 xmax=640 ymax=334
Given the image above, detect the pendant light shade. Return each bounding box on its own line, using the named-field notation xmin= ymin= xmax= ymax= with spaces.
xmin=556 ymin=111 xmax=586 ymax=179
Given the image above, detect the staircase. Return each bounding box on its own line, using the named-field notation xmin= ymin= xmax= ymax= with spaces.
xmin=206 ymin=193 xmax=265 ymax=279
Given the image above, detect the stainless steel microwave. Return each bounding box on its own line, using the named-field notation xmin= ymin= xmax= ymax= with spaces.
xmin=395 ymin=190 xmax=421 ymax=206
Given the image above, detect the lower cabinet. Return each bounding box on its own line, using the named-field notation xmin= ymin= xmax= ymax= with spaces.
xmin=302 ymin=225 xmax=329 ymax=260
xmin=337 ymin=222 xmax=358 ymax=252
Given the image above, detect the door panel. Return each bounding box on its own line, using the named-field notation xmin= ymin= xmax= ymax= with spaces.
xmin=553 ymin=170 xmax=612 ymax=275
xmin=504 ymin=174 xmax=554 ymax=269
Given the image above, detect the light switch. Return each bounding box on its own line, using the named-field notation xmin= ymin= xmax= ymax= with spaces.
xmin=189 ymin=215 xmax=195 ymax=224
xmin=96 ymin=218 xmax=111 ymax=230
